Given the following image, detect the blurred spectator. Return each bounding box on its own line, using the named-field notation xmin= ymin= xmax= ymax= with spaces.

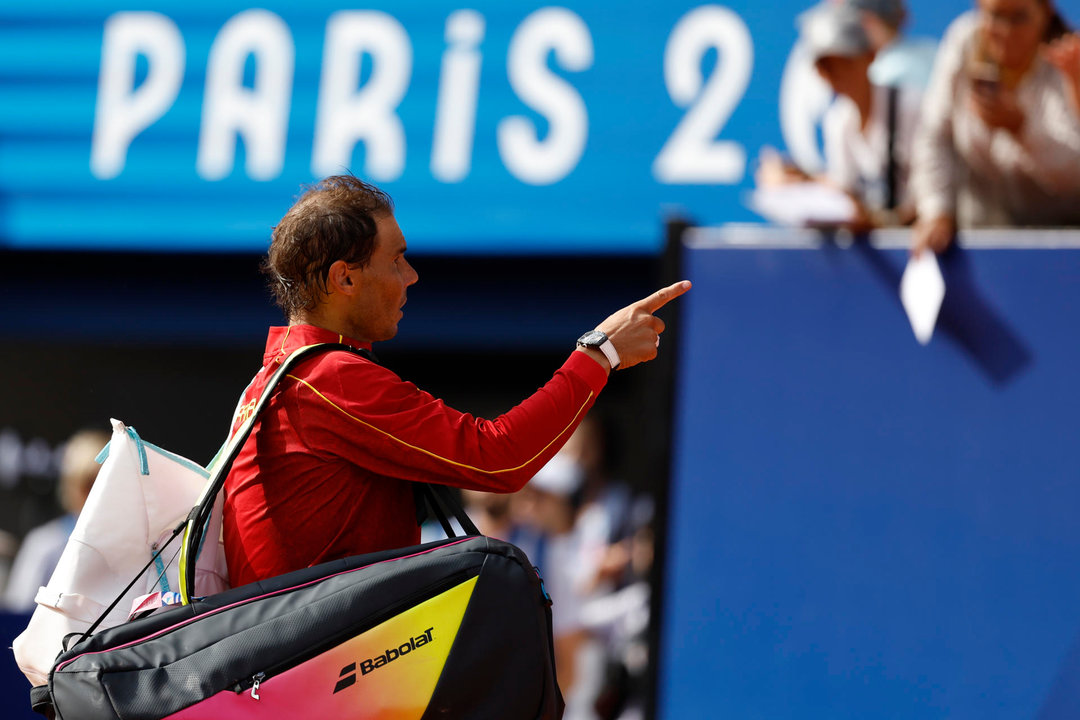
xmin=0 ymin=529 xmax=16 ymax=596
xmin=515 ymin=453 xmax=595 ymax=716
xmin=563 ymin=417 xmax=653 ymax=720
xmin=458 ymin=418 xmax=647 ymax=719
xmin=581 ymin=498 xmax=655 ymax=720
xmin=560 ymin=417 xmax=632 ymax=592
xmin=459 ymin=489 xmax=514 ymax=539
xmin=911 ymin=1 xmax=1080 ymax=255
xmin=758 ymin=2 xmax=922 ymax=228
xmin=2 ymin=429 xmax=108 ymax=611
xmin=845 ymin=0 xmax=939 ymax=89
xmin=518 ymin=418 xmax=650 ymax=720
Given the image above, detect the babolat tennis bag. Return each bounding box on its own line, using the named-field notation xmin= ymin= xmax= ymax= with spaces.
xmin=34 ymin=344 xmax=565 ymax=720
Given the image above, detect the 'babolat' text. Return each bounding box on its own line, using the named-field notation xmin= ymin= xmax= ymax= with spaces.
xmin=362 ymin=627 xmax=434 ymax=675
xmin=334 ymin=627 xmax=436 ymax=693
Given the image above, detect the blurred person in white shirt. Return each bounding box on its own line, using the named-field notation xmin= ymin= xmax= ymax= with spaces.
xmin=3 ymin=430 xmax=108 ymax=611
xmin=516 ymin=453 xmax=601 ymax=719
xmin=758 ymin=2 xmax=923 ymax=229
xmin=911 ymin=0 xmax=1080 ymax=255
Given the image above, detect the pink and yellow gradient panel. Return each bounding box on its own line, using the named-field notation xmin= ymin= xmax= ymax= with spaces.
xmin=165 ymin=576 xmax=478 ymax=720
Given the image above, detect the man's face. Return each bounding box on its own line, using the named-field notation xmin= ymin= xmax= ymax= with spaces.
xmin=346 ymin=213 xmax=418 ymax=343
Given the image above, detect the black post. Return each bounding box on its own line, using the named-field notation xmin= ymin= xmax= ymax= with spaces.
xmin=643 ymin=216 xmax=690 ymax=720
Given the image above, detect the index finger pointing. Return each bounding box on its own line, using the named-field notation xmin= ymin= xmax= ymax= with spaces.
xmin=637 ymin=280 xmax=692 ymax=313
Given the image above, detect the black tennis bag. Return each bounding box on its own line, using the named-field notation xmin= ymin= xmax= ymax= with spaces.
xmin=43 ymin=534 xmax=562 ymax=720
xmin=35 ymin=344 xmax=564 ymax=720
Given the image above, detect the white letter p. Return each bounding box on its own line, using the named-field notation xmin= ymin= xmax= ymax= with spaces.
xmin=91 ymin=12 xmax=184 ymax=179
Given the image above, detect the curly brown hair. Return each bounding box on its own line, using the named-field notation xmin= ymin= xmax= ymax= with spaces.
xmin=263 ymin=175 xmax=394 ymax=320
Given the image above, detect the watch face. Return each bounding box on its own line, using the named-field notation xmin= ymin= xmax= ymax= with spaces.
xmin=578 ymin=330 xmax=608 ymax=347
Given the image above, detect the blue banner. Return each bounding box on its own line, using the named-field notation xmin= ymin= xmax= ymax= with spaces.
xmin=0 ymin=1 xmax=969 ymax=253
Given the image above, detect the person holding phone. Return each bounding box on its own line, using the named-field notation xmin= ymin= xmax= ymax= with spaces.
xmin=910 ymin=0 xmax=1080 ymax=255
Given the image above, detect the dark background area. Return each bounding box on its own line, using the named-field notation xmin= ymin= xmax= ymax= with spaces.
xmin=0 ymin=246 xmax=668 ymax=551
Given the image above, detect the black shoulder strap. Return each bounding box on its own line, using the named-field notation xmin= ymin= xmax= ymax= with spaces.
xmin=417 ymin=483 xmax=481 ymax=537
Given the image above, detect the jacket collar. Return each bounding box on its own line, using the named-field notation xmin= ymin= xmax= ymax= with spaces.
xmin=264 ymin=325 xmax=374 ymax=365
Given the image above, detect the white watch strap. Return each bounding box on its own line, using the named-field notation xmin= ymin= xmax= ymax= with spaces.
xmin=597 ymin=338 xmax=620 ymax=369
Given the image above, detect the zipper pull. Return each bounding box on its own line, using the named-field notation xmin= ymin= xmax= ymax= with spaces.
xmin=250 ymin=672 xmax=265 ymax=700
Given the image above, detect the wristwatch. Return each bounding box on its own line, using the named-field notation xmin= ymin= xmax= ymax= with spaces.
xmin=577 ymin=330 xmax=620 ymax=370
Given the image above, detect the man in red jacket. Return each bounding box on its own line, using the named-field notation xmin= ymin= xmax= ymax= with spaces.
xmin=223 ymin=175 xmax=690 ymax=586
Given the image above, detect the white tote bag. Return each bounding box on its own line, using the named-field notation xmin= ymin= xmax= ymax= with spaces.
xmin=12 ymin=419 xmax=228 ymax=686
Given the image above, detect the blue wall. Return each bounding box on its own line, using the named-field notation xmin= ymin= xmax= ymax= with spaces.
xmin=660 ymin=231 xmax=1080 ymax=718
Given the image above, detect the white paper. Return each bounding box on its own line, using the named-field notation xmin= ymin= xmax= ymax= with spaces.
xmin=900 ymin=252 xmax=946 ymax=345
xmin=746 ymin=183 xmax=857 ymax=227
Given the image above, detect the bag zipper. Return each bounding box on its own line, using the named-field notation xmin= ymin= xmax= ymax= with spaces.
xmin=232 ymin=568 xmax=475 ymax=696
xmin=249 ymin=672 xmax=265 ymax=700
xmin=56 ymin=538 xmax=481 ymax=677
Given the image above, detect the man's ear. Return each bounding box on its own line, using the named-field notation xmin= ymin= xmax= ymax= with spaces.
xmin=326 ymin=260 xmax=358 ymax=296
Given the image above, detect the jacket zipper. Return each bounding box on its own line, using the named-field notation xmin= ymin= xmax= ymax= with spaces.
xmin=232 ymin=569 xmax=475 ymax=695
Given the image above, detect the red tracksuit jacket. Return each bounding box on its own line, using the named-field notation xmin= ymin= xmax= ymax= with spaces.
xmin=223 ymin=324 xmax=608 ymax=586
